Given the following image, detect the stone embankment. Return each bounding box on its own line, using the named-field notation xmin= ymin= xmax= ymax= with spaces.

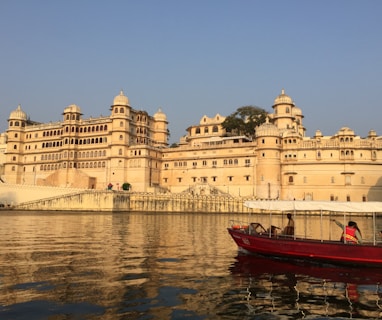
xmin=0 ymin=184 xmax=254 ymax=213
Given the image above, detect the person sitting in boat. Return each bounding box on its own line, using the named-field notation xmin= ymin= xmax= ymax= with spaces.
xmin=266 ymin=225 xmax=280 ymax=237
xmin=282 ymin=213 xmax=295 ymax=236
xmin=332 ymin=219 xmax=362 ymax=244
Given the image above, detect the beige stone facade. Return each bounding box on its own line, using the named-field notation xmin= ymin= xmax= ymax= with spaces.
xmin=162 ymin=89 xmax=382 ymax=201
xmin=2 ymin=91 xmax=168 ymax=191
xmin=2 ymin=89 xmax=382 ymax=202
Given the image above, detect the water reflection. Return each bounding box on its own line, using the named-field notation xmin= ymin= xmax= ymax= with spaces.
xmin=0 ymin=211 xmax=381 ymax=319
xmin=229 ymin=254 xmax=382 ymax=318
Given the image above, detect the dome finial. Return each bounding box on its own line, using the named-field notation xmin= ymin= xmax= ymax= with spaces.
xmin=9 ymin=104 xmax=27 ymax=120
xmin=113 ymin=90 xmax=129 ymax=106
xmin=274 ymin=89 xmax=293 ymax=106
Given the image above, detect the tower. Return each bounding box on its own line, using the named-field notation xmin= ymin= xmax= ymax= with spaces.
xmin=271 ymin=89 xmax=305 ymax=136
xmin=152 ymin=108 xmax=169 ymax=147
xmin=255 ymin=118 xmax=282 ymax=199
xmin=4 ymin=105 xmax=27 ymax=184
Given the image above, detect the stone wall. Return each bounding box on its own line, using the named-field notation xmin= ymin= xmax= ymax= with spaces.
xmin=2 ymin=183 xmax=254 ymax=213
xmin=0 ymin=183 xmax=85 ymax=206
xmin=14 ymin=190 xmax=117 ymax=211
xmin=128 ymin=193 xmax=253 ymax=213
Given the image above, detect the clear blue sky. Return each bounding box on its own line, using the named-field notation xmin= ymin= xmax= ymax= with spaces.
xmin=1 ymin=0 xmax=381 ymax=143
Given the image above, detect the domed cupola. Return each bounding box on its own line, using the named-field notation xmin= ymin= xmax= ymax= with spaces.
xmin=9 ymin=104 xmax=27 ymax=121
xmin=63 ymin=104 xmax=82 ymax=114
xmin=292 ymin=106 xmax=302 ymax=117
xmin=113 ymin=90 xmax=129 ymax=106
xmin=256 ymin=117 xmax=280 ymax=137
xmin=153 ymin=107 xmax=167 ymax=122
xmin=273 ymin=89 xmax=294 ymax=106
xmin=63 ymin=104 xmax=82 ymax=122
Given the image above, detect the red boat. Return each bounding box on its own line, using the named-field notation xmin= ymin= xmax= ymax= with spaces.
xmin=228 ymin=200 xmax=382 ymax=266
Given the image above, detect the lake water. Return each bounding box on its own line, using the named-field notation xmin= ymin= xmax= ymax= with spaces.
xmin=0 ymin=211 xmax=382 ymax=319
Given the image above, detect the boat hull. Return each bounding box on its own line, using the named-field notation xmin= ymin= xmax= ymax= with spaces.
xmin=228 ymin=228 xmax=382 ymax=266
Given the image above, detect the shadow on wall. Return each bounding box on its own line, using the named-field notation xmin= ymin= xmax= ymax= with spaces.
xmin=367 ymin=176 xmax=382 ymax=202
xmin=0 ymin=184 xmax=86 ymax=206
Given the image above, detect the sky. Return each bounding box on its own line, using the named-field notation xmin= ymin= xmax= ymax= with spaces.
xmin=1 ymin=0 xmax=381 ymax=144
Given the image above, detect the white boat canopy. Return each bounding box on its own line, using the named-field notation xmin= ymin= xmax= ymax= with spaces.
xmin=244 ymin=200 xmax=382 ymax=213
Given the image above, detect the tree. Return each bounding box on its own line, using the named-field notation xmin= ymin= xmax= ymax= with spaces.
xmin=221 ymin=105 xmax=267 ymax=138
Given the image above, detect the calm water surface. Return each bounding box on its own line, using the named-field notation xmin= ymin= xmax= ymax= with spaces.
xmin=0 ymin=211 xmax=382 ymax=319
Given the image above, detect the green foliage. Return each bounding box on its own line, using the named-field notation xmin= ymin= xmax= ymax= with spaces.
xmin=122 ymin=182 xmax=131 ymax=191
xmin=221 ymin=105 xmax=267 ymax=138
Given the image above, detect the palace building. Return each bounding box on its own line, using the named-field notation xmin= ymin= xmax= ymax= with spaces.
xmin=2 ymin=89 xmax=382 ymax=201
xmin=2 ymin=91 xmax=168 ymax=191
